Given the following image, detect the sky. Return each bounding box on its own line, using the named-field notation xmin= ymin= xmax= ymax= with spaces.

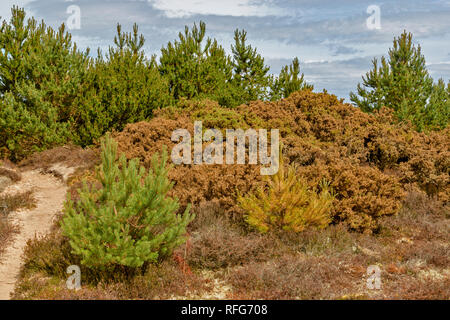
xmin=1 ymin=0 xmax=449 ymax=101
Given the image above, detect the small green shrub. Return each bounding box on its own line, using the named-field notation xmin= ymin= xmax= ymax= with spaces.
xmin=61 ymin=134 xmax=194 ymax=269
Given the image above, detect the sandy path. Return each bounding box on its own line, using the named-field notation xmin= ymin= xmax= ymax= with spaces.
xmin=0 ymin=170 xmax=67 ymax=300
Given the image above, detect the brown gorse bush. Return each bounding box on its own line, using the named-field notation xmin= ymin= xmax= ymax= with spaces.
xmin=111 ymin=90 xmax=449 ymax=232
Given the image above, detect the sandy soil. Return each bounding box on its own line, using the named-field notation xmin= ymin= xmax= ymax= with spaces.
xmin=0 ymin=170 xmax=67 ymax=300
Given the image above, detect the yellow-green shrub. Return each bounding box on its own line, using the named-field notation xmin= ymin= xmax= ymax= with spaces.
xmin=237 ymin=158 xmax=334 ymax=233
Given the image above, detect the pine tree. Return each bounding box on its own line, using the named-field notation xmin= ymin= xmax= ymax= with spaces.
xmin=159 ymin=21 xmax=235 ymax=106
xmin=231 ymin=29 xmax=271 ymax=104
xmin=0 ymin=6 xmax=90 ymax=160
xmin=270 ymin=57 xmax=313 ymax=100
xmin=350 ymin=31 xmax=449 ymax=130
xmin=61 ymin=134 xmax=193 ymax=269
xmin=421 ymin=79 xmax=450 ymax=130
xmin=72 ymin=23 xmax=172 ymax=146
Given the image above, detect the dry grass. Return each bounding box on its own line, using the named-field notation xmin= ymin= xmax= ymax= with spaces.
xmin=211 ymin=187 xmax=449 ymax=300
xmin=224 ymin=254 xmax=359 ymax=299
xmin=0 ymin=190 xmax=36 ymax=216
xmin=181 ymin=201 xmax=276 ymax=270
xmin=0 ymin=190 xmax=36 ymax=256
xmin=12 ymin=259 xmax=210 ymax=300
xmin=19 ymin=144 xmax=99 ymax=173
xmin=0 ymin=217 xmax=18 ymax=256
xmin=12 ymin=188 xmax=450 ymax=300
xmin=0 ymin=167 xmax=21 ymax=182
xmin=9 ymin=134 xmax=449 ymax=300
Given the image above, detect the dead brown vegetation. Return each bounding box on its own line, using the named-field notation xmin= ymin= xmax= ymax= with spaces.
xmin=112 ymin=91 xmax=449 ymax=232
xmin=0 ymin=190 xmax=36 ymax=256
xmin=19 ymin=144 xmax=99 ymax=173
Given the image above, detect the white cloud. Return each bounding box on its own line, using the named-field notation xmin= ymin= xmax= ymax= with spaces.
xmin=147 ymin=0 xmax=287 ymax=18
xmin=5 ymin=0 xmax=449 ymax=99
xmin=0 ymin=0 xmax=31 ymax=21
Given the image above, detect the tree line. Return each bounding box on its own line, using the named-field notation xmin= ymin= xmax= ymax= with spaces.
xmin=0 ymin=6 xmax=448 ymax=161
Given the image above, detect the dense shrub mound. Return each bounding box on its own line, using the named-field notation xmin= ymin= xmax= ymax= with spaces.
xmin=113 ymin=90 xmax=449 ymax=232
xmin=113 ymin=115 xmax=263 ymax=219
